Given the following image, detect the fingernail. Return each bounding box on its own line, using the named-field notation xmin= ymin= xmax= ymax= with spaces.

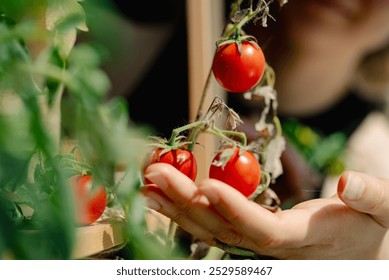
xmin=144 ymin=171 xmax=168 ymax=190
xmin=342 ymin=174 xmax=365 ymax=201
xmin=145 ymin=197 xmax=161 ymax=211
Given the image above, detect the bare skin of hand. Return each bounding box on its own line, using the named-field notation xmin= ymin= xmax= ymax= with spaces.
xmin=142 ymin=163 xmax=389 ymax=260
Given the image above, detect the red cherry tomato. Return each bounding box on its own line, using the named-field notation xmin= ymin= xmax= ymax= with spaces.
xmin=71 ymin=175 xmax=107 ymax=225
xmin=209 ymin=147 xmax=261 ymax=197
xmin=212 ymin=40 xmax=266 ymax=93
xmin=143 ymin=148 xmax=197 ymax=183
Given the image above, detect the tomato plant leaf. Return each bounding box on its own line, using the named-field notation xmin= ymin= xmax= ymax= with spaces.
xmin=46 ymin=0 xmax=88 ymax=59
xmin=67 ymin=44 xmax=111 ymax=100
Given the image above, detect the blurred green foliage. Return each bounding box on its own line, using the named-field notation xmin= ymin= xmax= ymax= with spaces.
xmin=282 ymin=119 xmax=347 ymax=176
xmin=0 ymin=0 xmax=172 ymax=259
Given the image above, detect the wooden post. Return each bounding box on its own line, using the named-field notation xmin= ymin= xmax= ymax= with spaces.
xmin=186 ymin=0 xmax=226 ymax=181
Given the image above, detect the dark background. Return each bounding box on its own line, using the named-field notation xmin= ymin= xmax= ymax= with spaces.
xmin=110 ymin=0 xmax=190 ymax=138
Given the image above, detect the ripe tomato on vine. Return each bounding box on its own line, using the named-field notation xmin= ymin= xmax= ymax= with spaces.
xmin=209 ymin=146 xmax=261 ymax=198
xmin=70 ymin=175 xmax=107 ymax=225
xmin=212 ymin=40 xmax=266 ymax=93
xmin=143 ymin=148 xmax=197 ymax=184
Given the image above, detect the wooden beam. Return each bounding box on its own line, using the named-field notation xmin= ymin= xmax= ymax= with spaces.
xmin=186 ymin=0 xmax=226 ymax=181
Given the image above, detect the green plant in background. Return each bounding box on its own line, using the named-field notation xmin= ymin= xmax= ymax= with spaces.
xmin=0 ymin=0 xmax=170 ymax=260
xmin=282 ymin=119 xmax=347 ymax=176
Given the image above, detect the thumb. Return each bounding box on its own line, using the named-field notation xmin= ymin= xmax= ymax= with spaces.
xmin=337 ymin=171 xmax=389 ymax=228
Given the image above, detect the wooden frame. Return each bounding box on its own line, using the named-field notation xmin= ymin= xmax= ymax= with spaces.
xmin=186 ymin=0 xmax=226 ymax=180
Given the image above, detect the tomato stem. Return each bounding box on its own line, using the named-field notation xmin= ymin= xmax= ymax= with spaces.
xmin=222 ymin=3 xmax=260 ymax=39
xmin=194 ymin=67 xmax=214 ymax=121
xmin=249 ymin=170 xmax=271 ymax=199
xmin=228 ymin=0 xmax=245 ymax=20
xmin=168 ymin=120 xmax=206 ymax=147
xmin=263 ymin=63 xmax=276 ymax=87
xmin=207 ymin=126 xmax=247 ymax=147
xmin=273 ymin=116 xmax=282 ymax=138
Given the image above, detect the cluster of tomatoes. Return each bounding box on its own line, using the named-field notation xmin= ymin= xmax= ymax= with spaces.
xmin=144 ymin=146 xmax=261 ymax=198
xmin=71 ymin=24 xmax=268 ymax=225
xmin=142 ymin=35 xmax=266 ymax=198
xmin=142 ymin=32 xmax=266 ymax=198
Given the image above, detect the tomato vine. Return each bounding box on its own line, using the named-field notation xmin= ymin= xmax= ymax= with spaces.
xmin=143 ymin=0 xmax=288 ymax=258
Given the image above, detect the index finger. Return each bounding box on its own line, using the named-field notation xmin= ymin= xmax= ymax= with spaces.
xmin=144 ymin=162 xmax=208 ymax=207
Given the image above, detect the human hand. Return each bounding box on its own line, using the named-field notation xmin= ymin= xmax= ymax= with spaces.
xmin=142 ymin=163 xmax=389 ymax=259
